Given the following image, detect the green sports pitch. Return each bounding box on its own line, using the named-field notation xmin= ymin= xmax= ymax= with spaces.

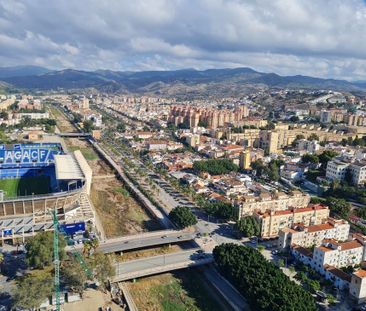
xmin=0 ymin=176 xmax=50 ymax=198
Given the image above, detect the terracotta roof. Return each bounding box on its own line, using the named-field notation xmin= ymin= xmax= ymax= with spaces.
xmin=354 ymin=269 xmax=366 ymax=278
xmin=325 ymin=265 xmax=352 ymax=282
xmin=223 ymin=145 xmax=243 ymax=151
xmin=340 ymin=240 xmax=363 ymax=251
xmin=318 ymin=246 xmax=333 ymax=253
xmin=307 ymin=223 xmax=334 ymax=233
xmin=293 ymin=245 xmax=313 ymax=257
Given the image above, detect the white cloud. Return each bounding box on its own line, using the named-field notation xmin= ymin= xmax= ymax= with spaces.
xmin=0 ymin=0 xmax=366 ymax=80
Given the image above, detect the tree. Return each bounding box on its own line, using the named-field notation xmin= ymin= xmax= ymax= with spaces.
xmin=326 ymin=197 xmax=351 ymax=218
xmin=117 ymin=123 xmax=126 ymax=132
xmin=301 ymin=153 xmax=319 ymax=164
xmin=236 ymin=216 xmax=260 ymax=237
xmin=268 ymin=161 xmax=280 ymax=181
xmin=89 ymin=253 xmax=115 ymax=291
xmin=25 ymin=231 xmax=66 ymax=269
xmin=213 ymin=244 xmax=317 ymax=311
xmin=14 ymin=270 xmax=53 ymax=310
xmin=308 ymin=133 xmax=319 ymax=141
xmin=204 ymin=201 xmax=237 ymax=220
xmin=344 ymin=168 xmax=353 ymax=185
xmin=318 ymin=150 xmax=338 ymax=168
xmin=61 ymin=256 xmax=88 ymax=296
xmin=83 ymin=120 xmax=94 ymax=133
xmin=169 ymin=206 xmax=197 ymax=228
xmin=251 ymin=159 xmax=268 ymax=178
xmin=193 ymin=159 xmax=239 ymax=175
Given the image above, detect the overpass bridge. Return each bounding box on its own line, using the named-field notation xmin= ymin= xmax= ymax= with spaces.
xmin=58 ymin=132 xmax=91 ymax=138
xmin=98 ymin=230 xmax=196 ymax=253
xmin=112 ymin=249 xmax=213 ymax=282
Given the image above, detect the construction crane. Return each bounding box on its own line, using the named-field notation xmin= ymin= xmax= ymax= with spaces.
xmin=52 ymin=209 xmax=93 ymax=311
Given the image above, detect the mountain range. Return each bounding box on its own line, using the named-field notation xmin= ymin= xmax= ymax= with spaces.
xmin=1 ymin=66 xmax=365 ymax=97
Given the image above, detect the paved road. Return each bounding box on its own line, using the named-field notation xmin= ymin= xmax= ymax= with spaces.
xmin=114 ymin=249 xmax=213 ymax=281
xmin=202 ymin=266 xmax=250 ymax=311
xmin=98 ymin=231 xmax=196 ymax=253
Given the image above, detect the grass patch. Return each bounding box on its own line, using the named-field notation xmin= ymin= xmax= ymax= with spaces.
xmin=128 ymin=272 xmax=225 ymax=311
xmin=0 ymin=176 xmax=50 ymax=198
xmin=67 ymin=146 xmax=99 ymax=161
xmin=112 ymin=187 xmax=130 ymax=197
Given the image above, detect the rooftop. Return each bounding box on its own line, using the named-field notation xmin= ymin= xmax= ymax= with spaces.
xmin=54 ymin=154 xmax=84 ymax=180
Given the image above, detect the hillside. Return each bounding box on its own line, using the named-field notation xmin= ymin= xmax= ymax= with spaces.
xmin=1 ymin=66 xmax=364 ymax=97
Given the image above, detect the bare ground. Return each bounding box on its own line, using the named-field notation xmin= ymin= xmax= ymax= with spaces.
xmin=90 ymin=179 xmax=161 ymax=238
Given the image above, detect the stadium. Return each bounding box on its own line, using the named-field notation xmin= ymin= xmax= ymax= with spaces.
xmin=0 ymin=143 xmax=95 ymax=243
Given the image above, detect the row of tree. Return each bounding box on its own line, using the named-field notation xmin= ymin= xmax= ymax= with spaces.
xmin=213 ymin=244 xmax=317 ymax=311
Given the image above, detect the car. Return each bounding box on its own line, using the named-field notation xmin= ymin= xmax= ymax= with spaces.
xmin=161 ymin=235 xmax=168 ymax=239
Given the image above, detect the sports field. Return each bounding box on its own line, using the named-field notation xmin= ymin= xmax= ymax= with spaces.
xmin=0 ymin=176 xmax=50 ymax=198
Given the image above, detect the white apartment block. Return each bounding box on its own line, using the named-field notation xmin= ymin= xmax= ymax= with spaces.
xmin=279 ymin=217 xmax=350 ymax=249
xmin=350 ymin=269 xmax=366 ymax=303
xmin=237 ymin=190 xmax=310 ymax=218
xmin=326 ymin=159 xmax=366 ymax=186
xmin=313 ymin=239 xmax=365 ymax=271
xmin=349 ymin=161 xmax=366 ymax=186
xmin=326 ymin=159 xmax=349 ymax=181
xmin=254 ymin=204 xmax=330 ymax=238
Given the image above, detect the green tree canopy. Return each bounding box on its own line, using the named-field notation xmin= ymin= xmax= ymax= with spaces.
xmin=14 ymin=270 xmax=53 ymax=309
xmin=301 ymin=153 xmax=319 ymax=164
xmin=193 ymin=159 xmax=239 ymax=175
xmin=308 ymin=133 xmax=319 ymax=141
xmin=236 ymin=216 xmax=260 ymax=237
xmin=203 ymin=201 xmax=237 ymax=220
xmin=213 ymin=244 xmax=317 ymax=311
xmin=319 ymin=150 xmax=338 ymax=168
xmin=25 ymin=231 xmax=66 ymax=269
xmin=83 ymin=120 xmax=94 ymax=133
xmin=89 ymin=253 xmax=115 ymax=291
xmin=325 ymin=197 xmax=351 ymax=218
xmin=169 ymin=206 xmax=198 ymax=228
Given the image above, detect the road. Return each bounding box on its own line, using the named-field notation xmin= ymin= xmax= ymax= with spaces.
xmin=202 ymin=266 xmax=251 ymax=311
xmin=113 ymin=249 xmax=213 ymax=282
xmin=98 ymin=230 xmax=196 ymax=253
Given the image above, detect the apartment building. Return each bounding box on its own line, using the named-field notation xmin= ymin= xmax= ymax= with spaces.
xmin=350 ymin=269 xmax=366 ymax=303
xmin=237 ymin=190 xmax=310 ymax=217
xmin=279 ymin=218 xmax=350 ymax=249
xmin=312 ymin=239 xmax=364 ymax=273
xmin=326 ymin=158 xmax=366 ymax=185
xmin=254 ymin=204 xmax=329 ymax=238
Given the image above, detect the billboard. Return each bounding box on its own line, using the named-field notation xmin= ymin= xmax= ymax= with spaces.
xmin=0 ymin=148 xmax=61 ymax=165
xmin=59 ymin=222 xmax=86 ymax=235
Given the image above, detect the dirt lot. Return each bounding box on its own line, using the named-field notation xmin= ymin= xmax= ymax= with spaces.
xmin=117 ymin=244 xmax=184 ymax=262
xmin=62 ymin=136 xmax=161 ymax=238
xmin=90 ymin=179 xmax=161 ymax=238
xmin=63 ymin=288 xmax=122 ymax=311
xmin=126 ymin=271 xmax=225 ymax=311
xmin=48 ymin=106 xmax=76 ymax=133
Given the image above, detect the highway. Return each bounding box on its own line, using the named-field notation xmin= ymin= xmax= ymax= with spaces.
xmin=113 ymin=249 xmax=213 ymax=282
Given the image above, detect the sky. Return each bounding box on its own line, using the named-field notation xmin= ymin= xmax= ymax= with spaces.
xmin=0 ymin=0 xmax=366 ymax=80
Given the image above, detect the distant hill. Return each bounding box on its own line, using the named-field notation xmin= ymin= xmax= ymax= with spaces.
xmin=0 ymin=65 xmax=50 ymax=79
xmin=1 ymin=66 xmax=365 ymax=96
